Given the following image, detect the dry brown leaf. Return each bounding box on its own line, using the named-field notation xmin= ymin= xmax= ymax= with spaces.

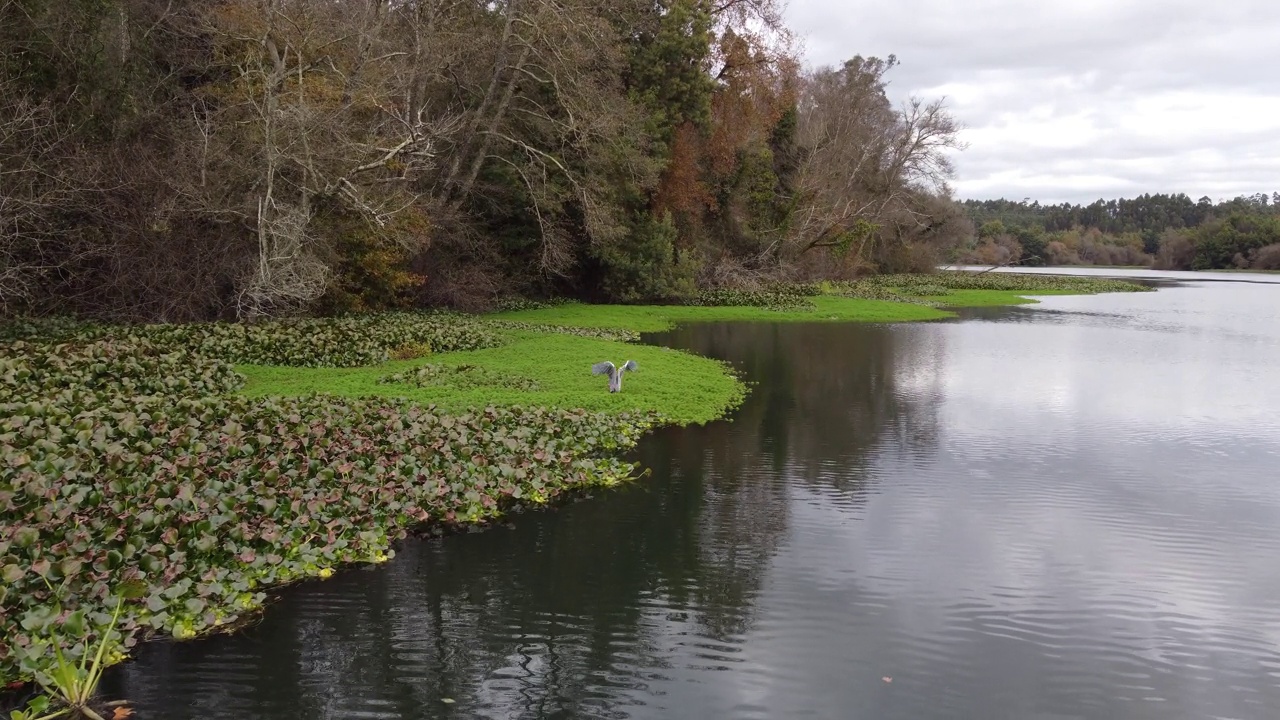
xmin=112 ymin=706 xmax=136 ymax=719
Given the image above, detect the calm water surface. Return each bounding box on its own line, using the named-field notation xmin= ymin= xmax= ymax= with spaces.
xmin=105 ymin=271 xmax=1280 ymax=719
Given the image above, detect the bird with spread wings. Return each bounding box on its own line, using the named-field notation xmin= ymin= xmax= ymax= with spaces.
xmin=591 ymin=360 xmax=637 ymax=393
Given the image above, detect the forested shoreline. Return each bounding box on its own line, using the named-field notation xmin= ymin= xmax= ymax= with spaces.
xmin=1 ymin=0 xmax=973 ymax=323
xmin=956 ymin=193 xmax=1280 ymax=271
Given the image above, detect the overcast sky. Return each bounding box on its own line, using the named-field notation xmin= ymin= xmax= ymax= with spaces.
xmin=784 ymin=0 xmax=1280 ymax=205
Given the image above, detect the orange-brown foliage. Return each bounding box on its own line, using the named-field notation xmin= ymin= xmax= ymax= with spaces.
xmin=653 ymin=122 xmax=713 ymax=218
xmin=706 ymin=30 xmax=797 ymax=179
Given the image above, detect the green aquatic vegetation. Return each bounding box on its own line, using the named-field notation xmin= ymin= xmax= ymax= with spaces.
xmin=0 ymin=318 xmax=107 ymax=344
xmin=0 ymin=391 xmax=657 ymax=685
xmin=914 ymin=289 xmax=1081 ymax=307
xmin=0 ymin=338 xmax=243 ymax=401
xmin=0 ymin=315 xmax=710 ymax=687
xmin=690 ymin=284 xmax=822 ymax=311
xmin=11 ymin=592 xmax=128 ymax=720
xmin=491 ymin=297 xmax=577 ymax=312
xmin=484 ymin=320 xmax=640 ymax=343
xmin=817 ymin=281 xmax=941 ymax=306
xmin=487 ymin=294 xmax=953 ymax=332
xmin=241 ymin=332 xmax=745 ymax=426
xmin=902 ymin=284 xmax=951 ymax=297
xmin=1 ymin=313 xmax=503 ymax=368
xmin=379 ymin=363 xmax=542 ymax=392
xmin=0 ymin=271 xmax=1150 ymax=689
xmin=827 ymin=271 xmax=1150 ymax=308
xmin=842 ymin=271 xmax=1151 ymax=296
xmin=139 ymin=312 xmax=502 ymax=367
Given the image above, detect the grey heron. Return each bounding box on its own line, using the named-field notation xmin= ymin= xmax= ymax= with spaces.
xmin=591 ymin=359 xmax=637 ymax=392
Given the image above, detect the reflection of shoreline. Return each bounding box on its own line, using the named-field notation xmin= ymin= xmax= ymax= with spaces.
xmin=651 ymin=322 xmax=944 ymax=499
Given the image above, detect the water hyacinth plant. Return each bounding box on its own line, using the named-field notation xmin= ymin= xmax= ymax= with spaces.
xmin=378 ymin=363 xmax=542 ymax=392
xmin=689 ymin=283 xmax=823 ymax=311
xmin=9 ymin=589 xmax=130 ymax=720
xmin=833 ymin=270 xmax=1151 ymax=304
xmin=1 ymin=391 xmax=658 ymax=685
xmin=0 ymin=312 xmax=504 ymax=368
xmin=0 ymin=315 xmax=668 ymax=690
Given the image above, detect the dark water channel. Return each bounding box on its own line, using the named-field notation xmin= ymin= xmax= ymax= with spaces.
xmin=105 ymin=273 xmax=1280 ymax=719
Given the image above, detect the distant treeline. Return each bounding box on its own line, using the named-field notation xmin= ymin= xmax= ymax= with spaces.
xmin=955 ymin=193 xmax=1280 ymax=271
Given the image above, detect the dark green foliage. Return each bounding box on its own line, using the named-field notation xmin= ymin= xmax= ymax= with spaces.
xmin=690 ymin=283 xmax=821 ymax=311
xmin=726 ymin=147 xmax=791 ymax=252
xmin=0 ymin=392 xmax=656 ymax=684
xmin=486 ymin=320 xmax=640 ymax=343
xmin=379 ymin=364 xmax=542 ymax=392
xmin=3 ymin=313 xmax=504 ymax=368
xmin=961 ymin=192 xmax=1279 ymax=236
xmin=1189 ymin=214 xmax=1280 ymax=270
xmin=978 ymin=220 xmax=1007 ymax=239
xmin=142 ymin=314 xmax=504 ymax=367
xmin=1014 ymin=227 xmax=1048 ymax=266
xmin=0 ymin=338 xmax=243 ymax=400
xmin=961 ymin=193 xmax=1280 ymax=269
xmin=837 ymin=271 xmax=1151 ymax=298
xmin=595 ymin=213 xmax=699 ymax=303
xmin=625 ymin=0 xmax=716 ymax=150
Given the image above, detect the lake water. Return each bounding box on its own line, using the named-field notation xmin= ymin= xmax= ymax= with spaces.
xmin=104 ymin=270 xmax=1280 ymax=719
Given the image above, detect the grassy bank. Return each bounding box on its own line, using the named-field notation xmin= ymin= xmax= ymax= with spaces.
xmin=915 ymin=289 xmax=1082 ymax=307
xmin=489 ymin=272 xmax=1150 ymax=331
xmin=0 ymin=270 xmax=1149 ymax=704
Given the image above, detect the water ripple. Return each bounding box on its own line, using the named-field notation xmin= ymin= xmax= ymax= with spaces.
xmin=104 ymin=279 xmax=1280 ymax=719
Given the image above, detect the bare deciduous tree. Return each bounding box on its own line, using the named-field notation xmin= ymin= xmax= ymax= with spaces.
xmin=784 ymin=56 xmax=964 ymax=273
xmin=200 ymin=0 xmax=457 ymax=316
xmin=0 ymin=85 xmax=105 ymax=314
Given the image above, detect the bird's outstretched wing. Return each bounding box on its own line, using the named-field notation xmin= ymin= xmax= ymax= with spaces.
xmin=591 ymin=361 xmax=617 ymax=378
xmin=621 ymin=360 xmax=637 ymax=373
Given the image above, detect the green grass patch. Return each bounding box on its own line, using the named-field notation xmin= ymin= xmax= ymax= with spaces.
xmin=239 ymin=332 xmax=745 ymax=426
xmin=916 ymin=289 xmax=1081 ymax=307
xmin=826 ymin=271 xmax=1151 ymax=309
xmin=487 ymin=294 xmax=953 ymax=332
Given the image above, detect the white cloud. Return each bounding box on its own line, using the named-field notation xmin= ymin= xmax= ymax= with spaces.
xmin=784 ymin=0 xmax=1280 ymax=203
